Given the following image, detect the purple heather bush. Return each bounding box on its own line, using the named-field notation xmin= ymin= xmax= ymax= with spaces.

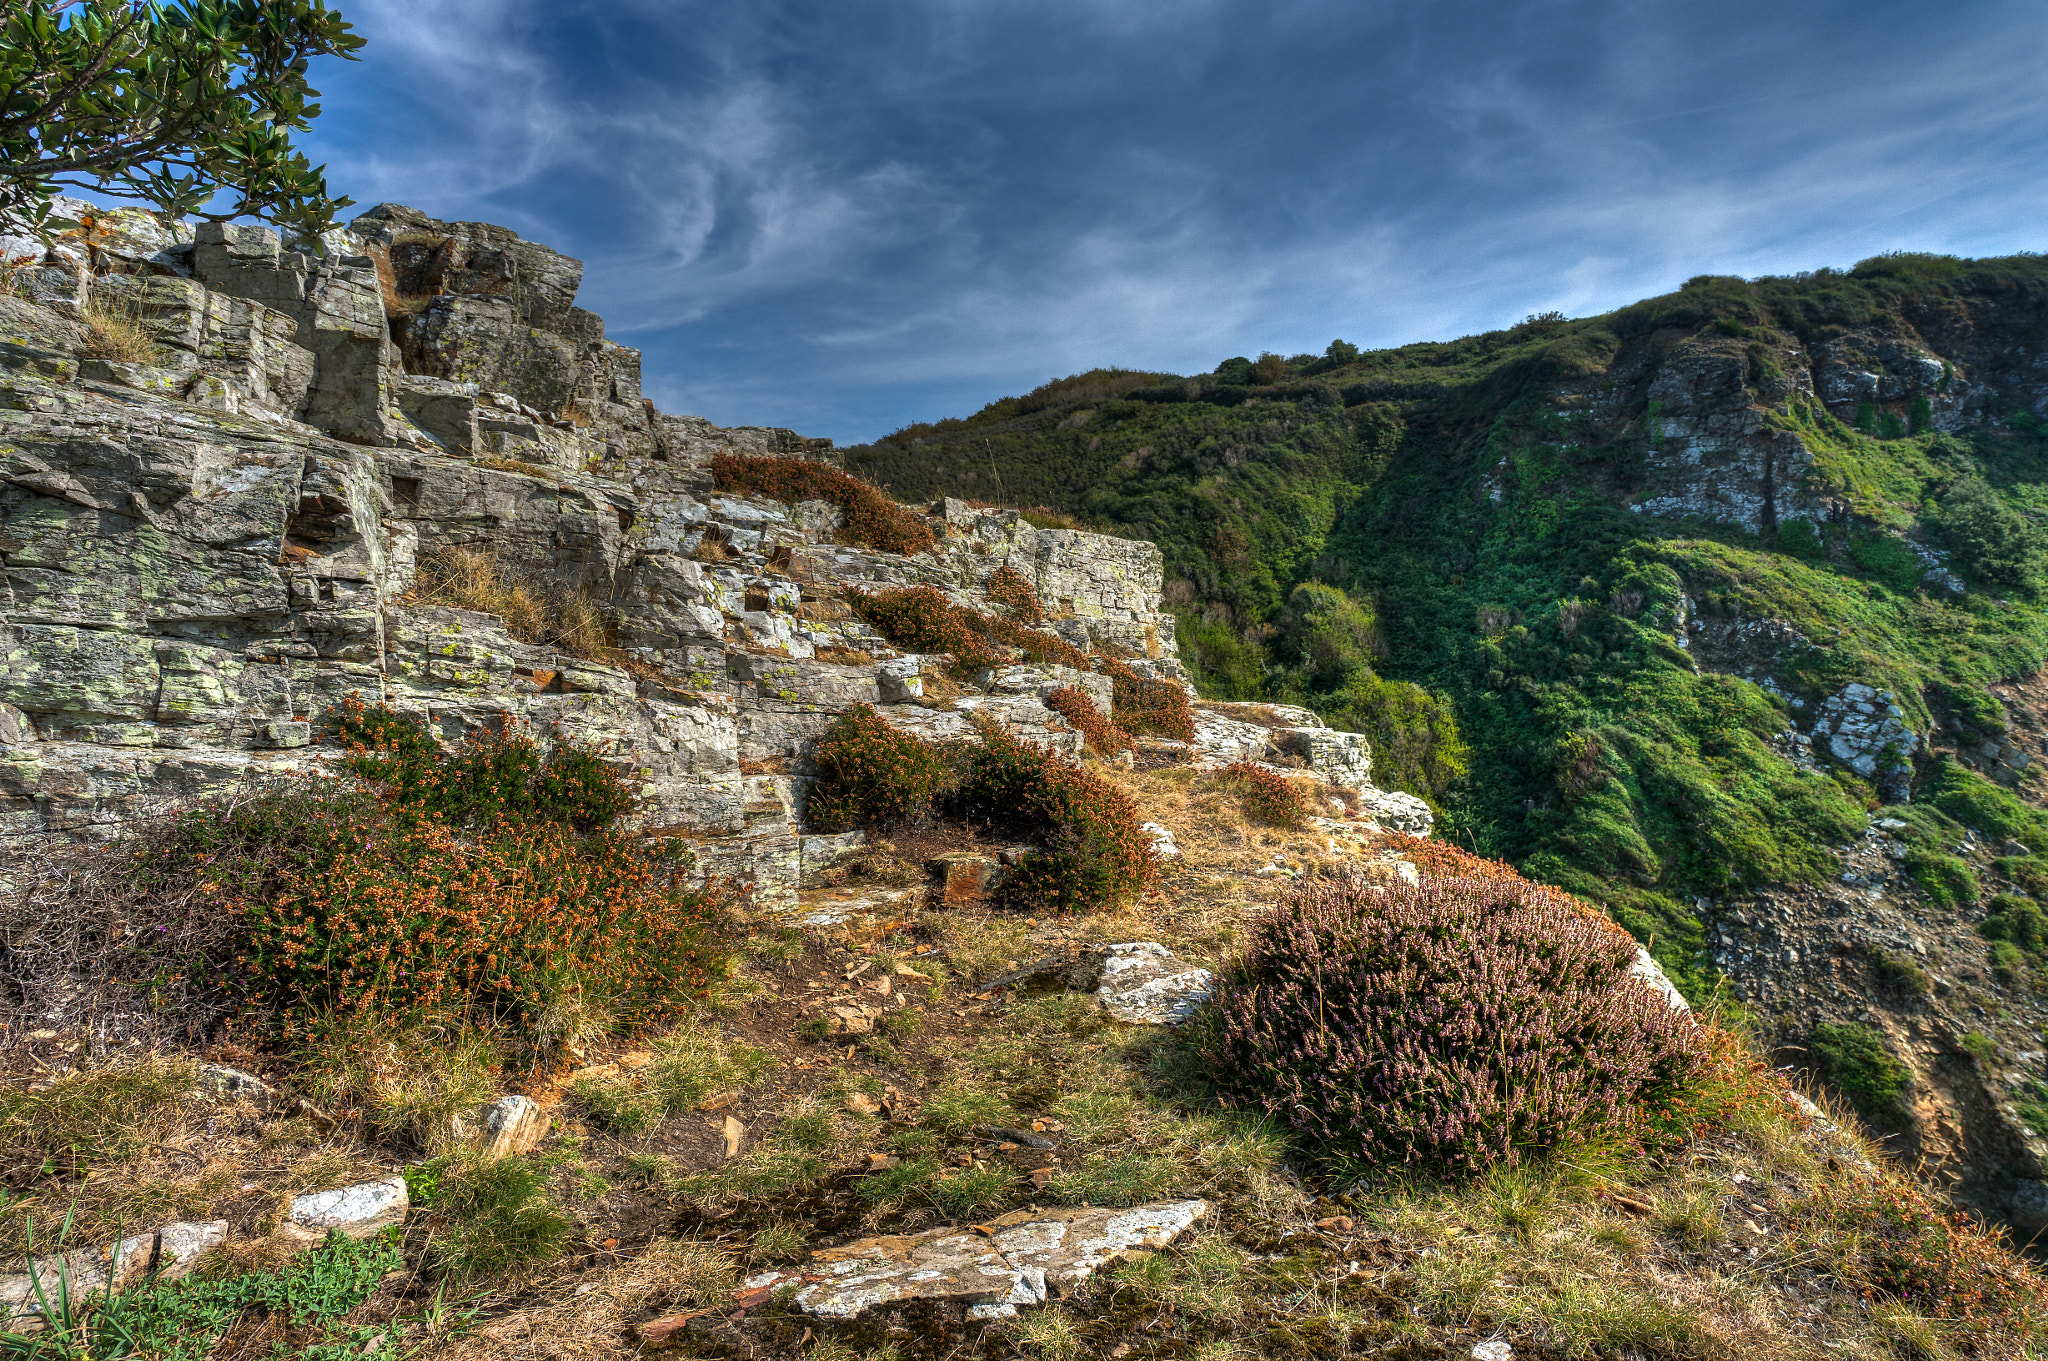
xmin=1197 ymin=871 xmax=1707 ymax=1175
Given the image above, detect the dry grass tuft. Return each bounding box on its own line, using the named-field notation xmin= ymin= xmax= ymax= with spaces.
xmin=77 ymin=292 xmax=157 ymax=362
xmin=296 ymin=1016 xmax=498 ymax=1153
xmin=474 ymin=455 xmax=557 ymax=479
xmin=406 ymin=545 xmax=620 ymax=662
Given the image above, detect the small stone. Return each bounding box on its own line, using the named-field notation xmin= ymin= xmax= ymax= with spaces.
xmin=1472 ymin=1342 xmax=1514 ymax=1361
xmin=1315 ymin=1215 xmax=1354 ymax=1233
xmin=195 ymin=1064 xmax=279 ymax=1110
xmin=723 ymin=1115 xmax=746 ymax=1159
xmin=744 ymin=1199 xmax=1207 ymax=1318
xmin=279 ymin=1175 xmax=408 ymax=1245
xmin=462 ymin=1095 xmax=548 ymax=1158
xmin=641 ymin=1310 xmax=710 ymax=1349
xmin=929 ymin=851 xmax=1006 ymax=904
xmin=153 ymin=1220 xmax=229 ymax=1281
xmin=845 ymin=1091 xmax=882 ymax=1115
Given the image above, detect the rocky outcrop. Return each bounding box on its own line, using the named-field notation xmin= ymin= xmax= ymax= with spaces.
xmin=1629 ymin=331 xmax=1824 ymax=534
xmin=0 ymin=202 xmax=1419 ymax=911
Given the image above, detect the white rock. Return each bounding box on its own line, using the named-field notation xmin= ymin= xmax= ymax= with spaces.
xmin=746 ymin=1200 xmax=1208 ymax=1318
xmin=460 ymin=1094 xmax=549 ymax=1158
xmin=1627 ymin=947 xmax=1690 ymax=1013
xmin=1353 ymin=787 xmax=1434 ymax=835
xmin=279 ymin=1175 xmax=408 ymax=1245
xmin=1472 ymin=1341 xmax=1515 ymax=1361
xmin=1138 ymin=822 xmax=1179 ymax=857
xmin=1094 ymin=942 xmax=1214 ymax=1024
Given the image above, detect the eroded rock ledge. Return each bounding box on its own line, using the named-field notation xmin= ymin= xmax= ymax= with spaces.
xmin=1 ymin=201 xmax=1421 ymax=910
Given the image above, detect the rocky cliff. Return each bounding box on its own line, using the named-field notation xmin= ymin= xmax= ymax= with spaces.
xmin=0 ymin=201 xmax=1424 ymax=912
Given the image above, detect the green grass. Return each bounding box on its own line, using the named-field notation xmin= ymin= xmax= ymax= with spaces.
xmin=646 ymin=1022 xmax=773 ymax=1113
xmin=7 ymin=1229 xmax=402 ymax=1361
xmin=1809 ymin=1022 xmax=1914 ymax=1129
xmin=425 ymin=1153 xmax=574 ymax=1282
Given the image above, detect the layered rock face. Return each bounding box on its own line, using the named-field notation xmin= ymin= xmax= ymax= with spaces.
xmin=0 ymin=203 xmax=1405 ymax=905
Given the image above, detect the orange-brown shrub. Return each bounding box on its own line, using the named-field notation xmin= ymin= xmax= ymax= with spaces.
xmin=805 ymin=703 xmax=956 ymax=831
xmin=851 ymin=585 xmax=1196 ymax=742
xmin=1217 ymin=761 xmax=1307 ymax=827
xmin=950 ymin=719 xmax=1157 ymax=912
xmin=99 ymin=703 xmax=725 ymax=1041
xmin=1787 ymin=1174 xmax=2048 ymax=1341
xmin=984 ymin=564 xmax=1045 ymax=624
xmin=710 ymin=452 xmax=935 ymax=556
xmin=1046 ymin=685 xmax=1133 ymax=755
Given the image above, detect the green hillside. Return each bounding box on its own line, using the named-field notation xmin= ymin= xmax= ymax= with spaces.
xmin=846 ymin=254 xmax=2048 ymax=995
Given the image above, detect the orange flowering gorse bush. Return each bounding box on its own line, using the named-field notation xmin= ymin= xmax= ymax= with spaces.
xmin=851 ymin=584 xmax=1195 ymax=742
xmin=710 ymin=451 xmax=935 ymax=556
xmin=1045 ymin=685 xmax=1133 ymax=755
xmin=1215 ymin=760 xmax=1307 ymax=828
xmin=983 ymin=563 xmax=1045 ymax=624
xmin=122 ymin=701 xmax=726 ymax=1042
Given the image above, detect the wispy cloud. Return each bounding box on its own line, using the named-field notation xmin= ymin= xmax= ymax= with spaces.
xmin=301 ymin=0 xmax=2048 ymax=442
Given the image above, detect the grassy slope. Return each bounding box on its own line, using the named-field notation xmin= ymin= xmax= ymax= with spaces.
xmin=849 ymin=255 xmax=2048 ymax=996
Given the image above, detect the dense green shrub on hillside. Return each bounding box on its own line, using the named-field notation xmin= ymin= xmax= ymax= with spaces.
xmin=1198 ymin=871 xmax=1707 ymax=1174
xmin=1929 ymin=475 xmax=2043 ymax=592
xmin=1809 ymin=1022 xmax=1912 ymax=1129
xmin=1327 ymin=672 xmax=1470 ymax=800
xmin=1277 ymin=581 xmax=1381 ymax=687
xmin=805 ymin=704 xmax=956 ymax=831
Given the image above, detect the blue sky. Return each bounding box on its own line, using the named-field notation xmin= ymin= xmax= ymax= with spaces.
xmin=299 ymin=0 xmax=2048 ymax=445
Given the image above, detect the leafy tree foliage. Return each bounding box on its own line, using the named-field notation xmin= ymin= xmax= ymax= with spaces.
xmin=1929 ymin=474 xmax=2043 ymax=592
xmin=0 ymin=0 xmax=363 ymax=241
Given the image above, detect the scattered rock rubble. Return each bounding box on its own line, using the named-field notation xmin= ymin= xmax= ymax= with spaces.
xmin=731 ymin=1199 xmax=1207 ymax=1321
xmin=0 ymin=1173 xmax=405 ymax=1330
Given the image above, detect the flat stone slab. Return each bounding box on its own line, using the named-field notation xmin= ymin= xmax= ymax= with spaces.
xmin=741 ymin=1199 xmax=1206 ymax=1319
xmin=1094 ymin=942 xmax=1214 ymax=1024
